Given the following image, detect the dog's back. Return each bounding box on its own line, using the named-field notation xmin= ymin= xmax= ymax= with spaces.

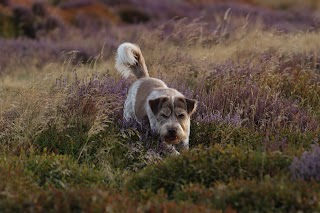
xmin=115 ymin=43 xmax=166 ymax=121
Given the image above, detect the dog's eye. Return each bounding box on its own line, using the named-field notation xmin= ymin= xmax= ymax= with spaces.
xmin=178 ymin=114 xmax=185 ymax=119
xmin=160 ymin=113 xmax=169 ymax=118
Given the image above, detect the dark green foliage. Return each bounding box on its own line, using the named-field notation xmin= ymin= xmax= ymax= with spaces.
xmin=174 ymin=179 xmax=320 ymax=212
xmin=86 ymin=129 xmax=155 ymax=172
xmin=0 ymin=161 xmax=40 ymax=212
xmin=127 ymin=146 xmax=291 ymax=197
xmin=0 ymin=11 xmax=16 ymax=38
xmin=190 ymin=122 xmax=263 ymax=149
xmin=191 ymin=121 xmax=317 ymax=154
xmin=25 ymin=154 xmax=107 ymax=188
xmin=1 ymin=185 xmax=216 ymax=213
xmin=33 ymin=123 xmax=153 ymax=172
xmin=33 ymin=124 xmax=90 ymax=158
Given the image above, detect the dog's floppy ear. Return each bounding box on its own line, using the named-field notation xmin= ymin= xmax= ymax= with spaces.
xmin=185 ymin=98 xmax=197 ymax=115
xmin=149 ymin=97 xmax=169 ymax=115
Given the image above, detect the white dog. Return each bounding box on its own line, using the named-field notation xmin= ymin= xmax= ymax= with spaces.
xmin=115 ymin=42 xmax=197 ymax=155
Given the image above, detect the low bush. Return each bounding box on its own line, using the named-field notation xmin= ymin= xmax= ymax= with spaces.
xmin=190 ymin=122 xmax=263 ymax=150
xmin=25 ymin=153 xmax=107 ymax=188
xmin=0 ymin=156 xmax=40 ymax=212
xmin=1 ymin=186 xmax=217 ymax=213
xmin=174 ymin=179 xmax=320 ymax=212
xmin=191 ymin=121 xmax=317 ymax=154
xmin=127 ymin=145 xmax=291 ymax=197
xmin=33 ymin=124 xmax=90 ymax=158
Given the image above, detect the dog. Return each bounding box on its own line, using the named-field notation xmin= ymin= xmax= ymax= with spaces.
xmin=115 ymin=42 xmax=197 ymax=155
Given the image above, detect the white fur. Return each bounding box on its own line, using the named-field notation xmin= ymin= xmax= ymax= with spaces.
xmin=115 ymin=43 xmax=141 ymax=78
xmin=124 ymin=80 xmax=142 ymax=121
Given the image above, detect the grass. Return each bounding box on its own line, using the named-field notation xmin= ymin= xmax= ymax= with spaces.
xmin=0 ymin=1 xmax=320 ymax=212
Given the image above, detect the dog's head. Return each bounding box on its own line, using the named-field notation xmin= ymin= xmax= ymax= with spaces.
xmin=149 ymin=96 xmax=197 ymax=144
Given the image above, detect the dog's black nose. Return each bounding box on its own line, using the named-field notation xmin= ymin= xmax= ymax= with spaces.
xmin=168 ymin=129 xmax=177 ymax=136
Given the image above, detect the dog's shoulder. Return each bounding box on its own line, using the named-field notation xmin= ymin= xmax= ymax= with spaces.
xmin=135 ymin=78 xmax=167 ymax=101
xmin=139 ymin=77 xmax=167 ymax=88
xmin=134 ymin=78 xmax=167 ymax=121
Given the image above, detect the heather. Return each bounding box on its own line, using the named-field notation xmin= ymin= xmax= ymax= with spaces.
xmin=1 ymin=0 xmax=320 ymax=212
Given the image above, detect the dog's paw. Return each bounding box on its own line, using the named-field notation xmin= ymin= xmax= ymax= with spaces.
xmin=162 ymin=143 xmax=180 ymax=156
xmin=171 ymin=149 xmax=180 ymax=156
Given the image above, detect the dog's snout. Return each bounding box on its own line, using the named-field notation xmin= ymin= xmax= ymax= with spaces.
xmin=168 ymin=128 xmax=177 ymax=136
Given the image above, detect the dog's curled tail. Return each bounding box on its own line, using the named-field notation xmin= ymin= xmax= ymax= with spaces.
xmin=115 ymin=42 xmax=149 ymax=79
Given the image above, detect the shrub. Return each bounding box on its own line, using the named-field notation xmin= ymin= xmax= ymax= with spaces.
xmin=127 ymin=145 xmax=291 ymax=197
xmin=1 ymin=186 xmax=217 ymax=212
xmin=0 ymin=156 xmax=40 ymax=212
xmin=198 ymin=60 xmax=319 ymax=132
xmin=33 ymin=119 xmax=160 ymax=174
xmin=25 ymin=154 xmax=107 ymax=188
xmin=190 ymin=122 xmax=263 ymax=149
xmin=33 ymin=124 xmax=91 ymax=159
xmin=174 ymin=179 xmax=320 ymax=212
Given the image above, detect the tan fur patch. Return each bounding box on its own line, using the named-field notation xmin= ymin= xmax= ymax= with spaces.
xmin=174 ymin=97 xmax=187 ymax=110
xmin=135 ymin=79 xmax=166 ymax=121
xmin=174 ymin=98 xmax=189 ymax=131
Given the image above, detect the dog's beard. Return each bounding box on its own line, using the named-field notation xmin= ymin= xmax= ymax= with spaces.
xmin=159 ymin=124 xmax=186 ymax=145
xmin=163 ymin=135 xmax=180 ymax=144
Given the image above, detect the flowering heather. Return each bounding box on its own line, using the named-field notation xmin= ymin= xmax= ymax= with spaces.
xmin=0 ymin=30 xmax=118 ymax=73
xmin=57 ymin=73 xmax=129 ymax=124
xmin=291 ymin=144 xmax=320 ymax=181
xmin=0 ymin=38 xmax=60 ymax=73
xmin=58 ymin=73 xmax=169 ymax=155
xmin=167 ymin=57 xmax=319 ymax=132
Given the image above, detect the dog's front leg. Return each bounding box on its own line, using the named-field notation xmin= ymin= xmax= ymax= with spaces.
xmin=162 ymin=142 xmax=180 ymax=156
xmin=175 ymin=139 xmax=189 ymax=153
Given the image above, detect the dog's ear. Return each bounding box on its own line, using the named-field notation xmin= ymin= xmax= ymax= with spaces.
xmin=185 ymin=98 xmax=197 ymax=115
xmin=149 ymin=97 xmax=169 ymax=115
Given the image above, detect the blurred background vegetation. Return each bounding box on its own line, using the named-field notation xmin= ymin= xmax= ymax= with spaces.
xmin=0 ymin=0 xmax=320 ymax=38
